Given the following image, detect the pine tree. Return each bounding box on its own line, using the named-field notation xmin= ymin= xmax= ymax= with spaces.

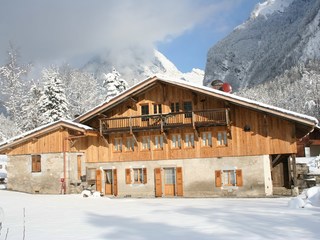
xmin=101 ymin=67 xmax=128 ymax=102
xmin=38 ymin=67 xmax=69 ymax=125
xmin=21 ymin=81 xmax=42 ymax=131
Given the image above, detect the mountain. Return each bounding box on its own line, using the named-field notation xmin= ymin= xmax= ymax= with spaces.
xmin=204 ymin=0 xmax=320 ymax=91
xmin=83 ymin=50 xmax=204 ymax=86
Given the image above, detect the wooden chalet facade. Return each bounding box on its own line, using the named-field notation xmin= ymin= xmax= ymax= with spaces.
xmin=0 ymin=76 xmax=318 ymax=197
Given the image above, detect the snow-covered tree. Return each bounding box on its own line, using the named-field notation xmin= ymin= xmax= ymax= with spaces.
xmin=60 ymin=66 xmax=99 ymax=118
xmin=0 ymin=114 xmax=20 ymax=142
xmin=20 ymin=81 xmax=42 ymax=131
xmin=38 ymin=67 xmax=69 ymax=124
xmin=237 ymin=60 xmax=320 ymax=120
xmin=0 ymin=44 xmax=30 ymax=123
xmin=101 ymin=67 xmax=128 ymax=102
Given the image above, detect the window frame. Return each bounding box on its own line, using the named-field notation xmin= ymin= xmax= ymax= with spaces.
xmin=141 ymin=104 xmax=149 ymax=121
xmin=171 ymin=134 xmax=181 ymax=149
xmin=154 ymin=135 xmax=164 ymax=150
xmin=141 ymin=136 xmax=151 ymax=151
xmin=184 ymin=133 xmax=195 ymax=148
xmin=126 ymin=167 xmax=147 ymax=185
xmin=125 ymin=137 xmax=135 ymax=152
xmin=31 ymin=155 xmax=41 ymax=173
xmin=153 ymin=104 xmax=162 ymax=114
xmin=183 ymin=101 xmax=192 ymax=118
xmin=113 ymin=137 xmax=122 ymax=152
xmin=217 ymin=131 xmax=228 ymax=146
xmin=201 ymin=131 xmax=212 ymax=147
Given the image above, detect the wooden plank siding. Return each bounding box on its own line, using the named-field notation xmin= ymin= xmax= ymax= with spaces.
xmin=70 ymin=83 xmax=297 ymax=163
xmin=6 ymin=129 xmax=69 ymax=155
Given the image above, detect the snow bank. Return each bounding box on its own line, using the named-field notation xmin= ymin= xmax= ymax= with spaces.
xmin=288 ymin=186 xmax=320 ymax=208
xmin=81 ymin=190 xmax=103 ymax=198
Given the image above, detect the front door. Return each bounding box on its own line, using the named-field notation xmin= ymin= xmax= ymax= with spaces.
xmin=104 ymin=169 xmax=118 ymax=196
xmin=164 ymin=168 xmax=176 ymax=196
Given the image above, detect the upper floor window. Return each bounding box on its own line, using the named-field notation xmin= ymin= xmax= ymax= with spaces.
xmin=32 ymin=155 xmax=41 ymax=172
xmin=184 ymin=133 xmax=195 ymax=148
xmin=153 ymin=104 xmax=162 ymax=114
xmin=201 ymin=132 xmax=212 ymax=147
xmin=217 ymin=131 xmax=228 ymax=146
xmin=114 ymin=138 xmax=122 ymax=152
xmin=126 ymin=137 xmax=135 ymax=151
xmin=170 ymin=102 xmax=180 ymax=113
xmin=141 ymin=104 xmax=149 ymax=121
xmin=171 ymin=134 xmax=181 ymax=149
xmin=141 ymin=136 xmax=151 ymax=150
xmin=154 ymin=135 xmax=164 ymax=150
xmin=183 ymin=101 xmax=192 ymax=118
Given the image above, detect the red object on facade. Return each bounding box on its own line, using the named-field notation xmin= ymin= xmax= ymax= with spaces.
xmin=222 ymin=82 xmax=232 ymax=93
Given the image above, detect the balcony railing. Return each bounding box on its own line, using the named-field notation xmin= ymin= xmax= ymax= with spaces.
xmin=99 ymin=108 xmax=229 ymax=134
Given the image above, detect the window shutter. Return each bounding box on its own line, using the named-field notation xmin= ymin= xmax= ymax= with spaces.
xmin=236 ymin=169 xmax=243 ymax=187
xmin=215 ymin=170 xmax=222 ymax=187
xmin=143 ymin=168 xmax=147 ymax=184
xmin=113 ymin=169 xmax=118 ymax=196
xmin=176 ymin=167 xmax=183 ymax=196
xmin=125 ymin=169 xmax=131 ymax=184
xmin=154 ymin=168 xmax=162 ymax=197
xmin=96 ymin=169 xmax=102 ymax=192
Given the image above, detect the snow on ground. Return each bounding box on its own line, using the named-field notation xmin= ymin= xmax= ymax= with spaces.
xmin=0 ymin=191 xmax=320 ymax=240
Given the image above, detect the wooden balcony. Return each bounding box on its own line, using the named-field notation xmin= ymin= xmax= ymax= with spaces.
xmin=99 ymin=108 xmax=230 ymax=134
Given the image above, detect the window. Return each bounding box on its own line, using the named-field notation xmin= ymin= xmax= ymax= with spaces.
xmin=183 ymin=101 xmax=192 ymax=118
xmin=126 ymin=137 xmax=135 ymax=151
xmin=114 ymin=138 xmax=122 ymax=152
xmin=215 ymin=169 xmax=243 ymax=187
xmin=126 ymin=168 xmax=147 ymax=184
xmin=171 ymin=134 xmax=181 ymax=149
xmin=141 ymin=104 xmax=149 ymax=121
xmin=141 ymin=136 xmax=151 ymax=150
xmin=154 ymin=135 xmax=164 ymax=150
xmin=201 ymin=132 xmax=212 ymax=147
xmin=153 ymin=104 xmax=162 ymax=114
xmin=184 ymin=133 xmax=194 ymax=148
xmin=170 ymin=102 xmax=180 ymax=112
xmin=217 ymin=131 xmax=228 ymax=146
xmin=32 ymin=155 xmax=41 ymax=172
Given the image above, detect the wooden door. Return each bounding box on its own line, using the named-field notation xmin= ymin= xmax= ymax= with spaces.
xmin=96 ymin=169 xmax=102 ymax=192
xmin=105 ymin=169 xmax=113 ymax=195
xmin=164 ymin=168 xmax=175 ymax=196
xmin=154 ymin=168 xmax=162 ymax=197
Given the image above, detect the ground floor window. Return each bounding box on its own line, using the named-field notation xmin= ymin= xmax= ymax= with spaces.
xmin=126 ymin=168 xmax=147 ymax=184
xmin=215 ymin=169 xmax=243 ymax=187
xmin=31 ymin=155 xmax=41 ymax=172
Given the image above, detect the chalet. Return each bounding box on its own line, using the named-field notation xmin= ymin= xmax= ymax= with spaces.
xmin=0 ymin=76 xmax=318 ymax=197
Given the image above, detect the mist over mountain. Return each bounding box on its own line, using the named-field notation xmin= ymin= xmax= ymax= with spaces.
xmin=204 ymin=0 xmax=320 ymax=91
xmin=82 ymin=50 xmax=204 ymax=86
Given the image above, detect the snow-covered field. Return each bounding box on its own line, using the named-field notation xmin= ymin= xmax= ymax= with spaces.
xmin=0 ymin=190 xmax=319 ymax=240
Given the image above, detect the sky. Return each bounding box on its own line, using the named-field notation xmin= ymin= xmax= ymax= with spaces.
xmin=0 ymin=0 xmax=262 ymax=73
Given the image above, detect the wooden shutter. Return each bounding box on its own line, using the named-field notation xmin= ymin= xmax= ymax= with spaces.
xmin=125 ymin=169 xmax=131 ymax=184
xmin=143 ymin=168 xmax=147 ymax=184
xmin=215 ymin=170 xmax=222 ymax=187
xmin=236 ymin=169 xmax=243 ymax=187
xmin=96 ymin=169 xmax=102 ymax=192
xmin=154 ymin=168 xmax=162 ymax=197
xmin=77 ymin=155 xmax=82 ymax=180
xmin=176 ymin=167 xmax=183 ymax=196
xmin=113 ymin=169 xmax=118 ymax=196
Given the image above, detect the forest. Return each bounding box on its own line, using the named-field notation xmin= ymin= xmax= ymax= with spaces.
xmin=0 ymin=45 xmax=128 ymax=142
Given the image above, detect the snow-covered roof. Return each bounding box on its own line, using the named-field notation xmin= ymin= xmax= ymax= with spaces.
xmin=0 ymin=119 xmax=93 ymax=150
xmin=76 ymin=75 xmax=318 ymax=129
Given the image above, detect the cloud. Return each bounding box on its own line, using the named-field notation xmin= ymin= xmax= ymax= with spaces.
xmin=0 ymin=0 xmax=234 ymax=66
